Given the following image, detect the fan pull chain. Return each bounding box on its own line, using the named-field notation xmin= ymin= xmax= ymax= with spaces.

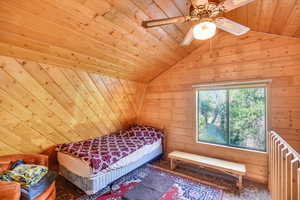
xmin=209 ymin=38 xmax=213 ymax=55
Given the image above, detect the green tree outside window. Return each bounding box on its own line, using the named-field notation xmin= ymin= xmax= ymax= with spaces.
xmin=197 ymin=87 xmax=266 ymax=152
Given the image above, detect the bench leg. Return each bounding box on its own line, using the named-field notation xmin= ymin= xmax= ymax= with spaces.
xmin=170 ymin=159 xmax=176 ymax=170
xmin=237 ymin=175 xmax=243 ymax=190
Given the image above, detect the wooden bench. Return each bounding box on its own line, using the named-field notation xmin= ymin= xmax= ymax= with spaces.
xmin=168 ymin=151 xmax=246 ymax=190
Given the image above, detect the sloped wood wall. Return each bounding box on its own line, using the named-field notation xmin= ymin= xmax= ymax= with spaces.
xmin=0 ymin=55 xmax=146 ymax=156
xmin=139 ymin=31 xmax=300 ymax=183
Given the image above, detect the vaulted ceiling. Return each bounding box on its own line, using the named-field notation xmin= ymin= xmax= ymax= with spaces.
xmin=0 ymin=0 xmax=299 ymax=82
xmin=224 ymin=0 xmax=300 ymax=37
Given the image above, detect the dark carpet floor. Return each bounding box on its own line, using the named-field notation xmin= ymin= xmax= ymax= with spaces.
xmin=56 ymin=175 xmax=87 ymax=200
xmin=55 ymin=161 xmax=271 ymax=200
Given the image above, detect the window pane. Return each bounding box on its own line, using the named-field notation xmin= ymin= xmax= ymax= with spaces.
xmin=198 ymin=90 xmax=227 ymax=144
xmin=229 ymin=88 xmax=266 ymax=151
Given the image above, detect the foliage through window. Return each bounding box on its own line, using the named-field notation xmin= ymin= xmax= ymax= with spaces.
xmin=197 ymin=86 xmax=267 ymax=152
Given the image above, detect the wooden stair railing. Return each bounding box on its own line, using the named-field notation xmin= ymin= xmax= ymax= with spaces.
xmin=269 ymin=131 xmax=300 ymax=200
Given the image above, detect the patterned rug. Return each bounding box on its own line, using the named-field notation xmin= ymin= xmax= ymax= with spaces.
xmin=57 ymin=165 xmax=223 ymax=200
xmin=93 ymin=165 xmax=222 ymax=200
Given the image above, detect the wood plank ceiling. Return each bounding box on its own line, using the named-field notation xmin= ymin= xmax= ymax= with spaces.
xmin=224 ymin=0 xmax=300 ymax=38
xmin=0 ymin=0 xmax=300 ymax=82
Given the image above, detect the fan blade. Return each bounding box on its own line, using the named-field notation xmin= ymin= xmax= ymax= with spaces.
xmin=190 ymin=0 xmax=208 ymax=7
xmin=181 ymin=27 xmax=194 ymax=46
xmin=142 ymin=16 xmax=190 ymax=28
xmin=214 ymin=17 xmax=250 ymax=36
xmin=221 ymin=0 xmax=255 ymax=12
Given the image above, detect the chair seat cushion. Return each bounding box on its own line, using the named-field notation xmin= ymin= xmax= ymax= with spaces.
xmin=1 ymin=164 xmax=48 ymax=186
xmin=21 ymin=170 xmax=57 ymax=200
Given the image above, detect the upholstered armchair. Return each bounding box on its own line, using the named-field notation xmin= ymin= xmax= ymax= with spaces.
xmin=0 ymin=154 xmax=56 ymax=200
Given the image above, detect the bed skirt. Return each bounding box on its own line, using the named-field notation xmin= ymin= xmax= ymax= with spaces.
xmin=59 ymin=145 xmax=163 ymax=195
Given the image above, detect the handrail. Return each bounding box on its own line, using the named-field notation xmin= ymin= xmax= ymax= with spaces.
xmin=270 ymin=131 xmax=300 ymax=159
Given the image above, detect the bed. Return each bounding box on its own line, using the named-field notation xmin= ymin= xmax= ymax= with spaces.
xmin=56 ymin=125 xmax=164 ymax=195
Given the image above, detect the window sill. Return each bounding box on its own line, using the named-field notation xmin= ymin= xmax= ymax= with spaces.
xmin=195 ymin=140 xmax=267 ymax=154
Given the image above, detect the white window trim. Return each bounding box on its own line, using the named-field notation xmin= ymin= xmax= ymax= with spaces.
xmin=192 ymin=79 xmax=272 ymax=89
xmin=194 ymin=80 xmax=271 ymax=152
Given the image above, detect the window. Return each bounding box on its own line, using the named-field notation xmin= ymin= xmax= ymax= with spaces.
xmin=196 ymin=82 xmax=268 ymax=152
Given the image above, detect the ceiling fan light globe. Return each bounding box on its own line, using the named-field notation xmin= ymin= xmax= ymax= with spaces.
xmin=193 ymin=22 xmax=216 ymax=40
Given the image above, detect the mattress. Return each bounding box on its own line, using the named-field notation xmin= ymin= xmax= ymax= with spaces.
xmin=58 ymin=138 xmax=162 ymax=178
xmin=59 ymin=142 xmax=163 ymax=195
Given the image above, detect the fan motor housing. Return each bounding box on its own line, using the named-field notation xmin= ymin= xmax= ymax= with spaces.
xmin=190 ymin=2 xmax=225 ymax=18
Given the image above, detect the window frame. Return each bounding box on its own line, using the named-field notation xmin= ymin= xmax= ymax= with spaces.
xmin=195 ymin=82 xmax=269 ymax=153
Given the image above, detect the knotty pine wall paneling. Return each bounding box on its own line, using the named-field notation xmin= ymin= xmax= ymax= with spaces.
xmin=139 ymin=31 xmax=300 ymax=183
xmin=0 ymin=55 xmax=146 ymax=156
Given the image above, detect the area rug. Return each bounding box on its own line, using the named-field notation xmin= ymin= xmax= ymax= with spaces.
xmin=96 ymin=165 xmax=223 ymax=200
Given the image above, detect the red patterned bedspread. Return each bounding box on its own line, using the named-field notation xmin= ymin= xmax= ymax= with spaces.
xmin=56 ymin=125 xmax=163 ymax=174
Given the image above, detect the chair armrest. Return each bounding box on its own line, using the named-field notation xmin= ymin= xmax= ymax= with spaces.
xmin=22 ymin=154 xmax=49 ymax=167
xmin=0 ymin=181 xmax=21 ymax=200
xmin=0 ymin=154 xmax=49 ymax=167
xmin=0 ymin=161 xmax=11 ymax=173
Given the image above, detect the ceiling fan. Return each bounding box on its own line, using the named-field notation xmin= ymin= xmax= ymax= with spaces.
xmin=142 ymin=0 xmax=254 ymax=46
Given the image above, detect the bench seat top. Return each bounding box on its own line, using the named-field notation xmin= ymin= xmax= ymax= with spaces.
xmin=169 ymin=151 xmax=246 ymax=175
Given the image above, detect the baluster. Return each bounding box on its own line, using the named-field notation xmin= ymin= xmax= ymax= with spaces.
xmin=275 ymin=140 xmax=281 ymax=200
xmin=291 ymin=159 xmax=299 ymax=200
xmin=277 ymin=143 xmax=284 ymax=200
xmin=298 ymin=168 xmax=300 ymax=200
xmin=270 ymin=133 xmax=274 ymax=195
xmin=281 ymin=147 xmax=288 ymax=200
xmin=268 ymin=132 xmax=271 ymax=192
xmin=285 ymin=152 xmax=293 ymax=200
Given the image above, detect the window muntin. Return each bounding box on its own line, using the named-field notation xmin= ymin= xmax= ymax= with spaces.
xmin=197 ymin=86 xmax=267 ymax=152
